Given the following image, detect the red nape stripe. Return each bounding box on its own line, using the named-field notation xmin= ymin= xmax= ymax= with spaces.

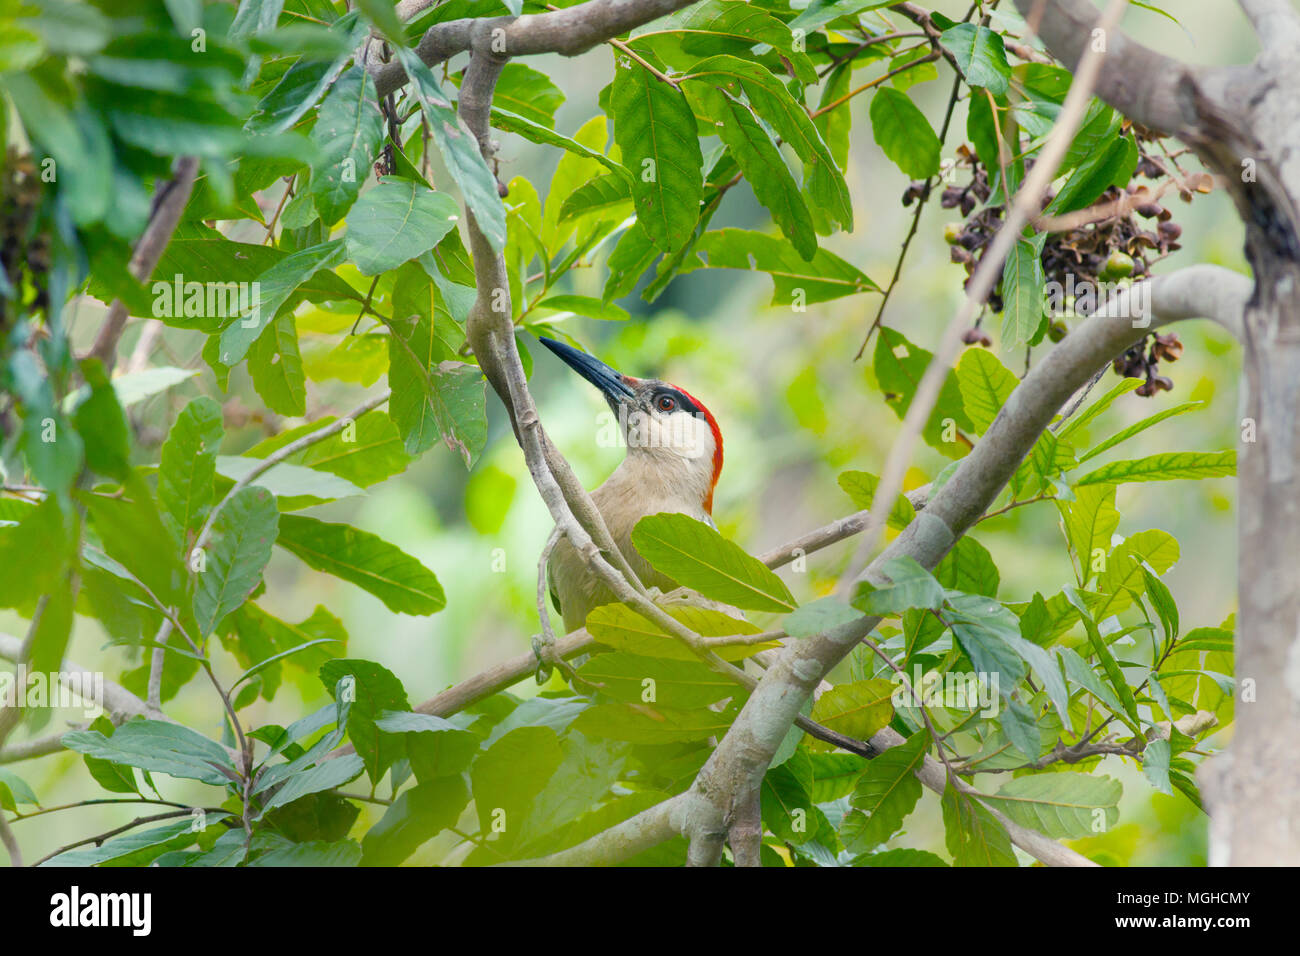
xmin=672 ymin=383 xmax=723 ymax=513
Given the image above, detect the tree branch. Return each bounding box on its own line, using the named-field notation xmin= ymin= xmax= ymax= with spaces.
xmin=1012 ymin=0 xmax=1245 ymax=139
xmin=0 ymin=732 xmax=67 ymax=764
xmin=0 ymin=632 xmax=154 ymax=724
xmin=372 ymin=0 xmax=700 ymax=99
xmin=1238 ymin=0 xmax=1300 ymax=55
xmin=86 ymin=156 xmax=199 ymax=375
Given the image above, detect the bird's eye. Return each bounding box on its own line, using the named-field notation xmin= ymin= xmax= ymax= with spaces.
xmin=656 ymin=394 xmax=677 ymax=412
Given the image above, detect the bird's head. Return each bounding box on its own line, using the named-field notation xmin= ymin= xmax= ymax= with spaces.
xmin=538 ymin=336 xmax=724 ymax=513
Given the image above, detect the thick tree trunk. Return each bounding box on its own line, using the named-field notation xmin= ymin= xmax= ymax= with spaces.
xmin=1208 ymin=259 xmax=1300 ymax=865
xmin=1016 ymin=0 xmax=1300 ymax=866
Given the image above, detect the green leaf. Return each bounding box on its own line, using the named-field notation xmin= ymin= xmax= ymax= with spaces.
xmin=223 ymin=603 xmax=347 ymax=699
xmin=941 ymin=784 xmax=1017 ymax=866
xmin=853 ymin=847 xmax=949 ymax=867
xmin=868 ymin=87 xmax=941 ymax=179
xmin=247 ymin=312 xmax=306 ymax=416
xmin=956 ymin=347 xmax=1017 ymax=434
xmin=353 ymin=0 xmax=404 ymax=41
xmin=308 ymin=66 xmax=384 ymax=226
xmin=260 ymin=754 xmax=366 ymax=813
xmin=700 ymin=87 xmax=815 ymax=259
xmin=64 ymin=366 xmax=199 ymax=413
xmin=890 ymin=46 xmax=939 ymax=91
xmin=788 ymin=0 xmax=894 ymax=33
xmin=1076 ymin=450 xmax=1235 ymax=485
xmin=62 ymin=720 xmax=237 ymax=786
xmin=396 ymin=46 xmax=507 ymax=252
xmin=73 ymin=360 xmax=132 ymax=481
xmin=585 ymin=603 xmax=773 ymax=662
xmin=158 ymin=396 xmax=224 ymax=542
xmin=491 ymin=108 xmax=633 ymax=185
xmin=231 ymin=639 xmax=340 ymax=691
xmin=846 ymin=731 xmax=928 ymax=851
xmin=1142 ymin=567 xmax=1179 ymax=644
xmin=1057 ymin=483 xmax=1121 ymax=585
xmin=630 ymin=512 xmax=797 ymax=612
xmin=939 ymin=24 xmax=1011 ymax=95
xmin=249 ymin=13 xmax=365 ymax=133
xmin=518 ymin=735 xmax=628 ymax=851
xmin=0 ymin=496 xmax=76 ymax=609
xmin=571 ymin=701 xmax=737 ymax=745
xmin=214 ymin=456 xmax=365 ymax=503
xmin=276 ymin=514 xmax=446 ymax=614
xmin=135 ymin=232 xmax=359 ymax=333
xmin=1049 ymin=134 xmax=1138 ymax=216
xmin=807 ymin=752 xmax=869 ymax=802
xmin=533 ymin=294 xmax=629 ymax=323
xmin=1000 ymin=697 xmax=1042 ymax=758
xmin=807 ymin=679 xmax=894 ymax=751
xmin=242 ymin=411 xmax=410 ymax=489
xmin=40 ymin=813 xmax=230 ymax=867
xmin=808 ymin=62 xmax=853 ymax=236
xmin=556 ymin=174 xmax=632 ymax=225
xmin=318 ymin=659 xmax=410 ymax=784
xmin=762 ymin=752 xmax=826 ymax=844
xmin=82 ymin=483 xmax=184 ymax=606
xmin=246 ymin=838 xmax=362 ymax=867
xmin=0 ymin=768 xmax=39 ymax=812
xmin=576 ymin=653 xmax=735 ymax=708
xmin=361 ymin=775 xmax=470 ymax=865
xmin=983 ymin=773 xmax=1122 ymax=838
xmin=686 ymin=228 xmax=876 ymax=305
xmin=1078 ymin=401 xmax=1204 ymax=464
xmin=490 ymin=62 xmax=564 ymax=127
xmin=874 ymin=325 xmax=972 ymax=458
xmin=1063 ymin=588 xmax=1141 ymax=731
xmin=194 ymin=486 xmax=279 ymax=637
xmin=904 ymin=538 xmax=1001 ymax=658
xmin=1000 ymin=233 xmax=1047 ymax=346
xmin=218 ymin=239 xmax=348 ymax=366
xmin=1092 ymin=528 xmax=1180 ymax=618
xmin=669 ymin=1 xmax=815 ymax=84
xmin=784 ymin=596 xmax=861 ymax=639
xmin=1057 ymin=377 xmax=1143 ymax=441
xmin=853 ymin=556 xmax=945 ymax=616
xmin=388 ymin=354 xmax=488 ymax=467
xmin=839 ymin=470 xmax=917 ymax=530
xmin=345 ymin=178 xmax=461 ymax=276
xmin=684 ymin=54 xmax=852 ymax=231
xmin=610 ymin=53 xmax=703 ymax=253
xmin=471 ymin=726 xmax=563 ymax=841
xmin=1058 ymin=645 xmax=1127 ymax=715
xmin=966 ymin=90 xmax=1002 ymax=175
xmin=386 ymin=260 xmax=488 ymax=466
xmin=946 ymin=593 xmax=1027 ymax=688
xmin=1142 ymin=737 xmax=1173 ymax=794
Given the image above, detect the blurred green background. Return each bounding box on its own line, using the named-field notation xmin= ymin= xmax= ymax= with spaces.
xmin=3 ymin=0 xmax=1254 ymax=865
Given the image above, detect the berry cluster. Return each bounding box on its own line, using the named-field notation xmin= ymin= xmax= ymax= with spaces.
xmin=1113 ymin=331 xmax=1185 ymax=396
xmin=915 ymin=130 xmax=1207 ymax=395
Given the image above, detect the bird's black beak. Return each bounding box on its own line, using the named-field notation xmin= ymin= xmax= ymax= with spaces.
xmin=538 ymin=337 xmax=636 ymax=404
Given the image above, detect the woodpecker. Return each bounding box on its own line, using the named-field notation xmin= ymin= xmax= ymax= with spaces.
xmin=538 ymin=337 xmax=723 ymax=633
